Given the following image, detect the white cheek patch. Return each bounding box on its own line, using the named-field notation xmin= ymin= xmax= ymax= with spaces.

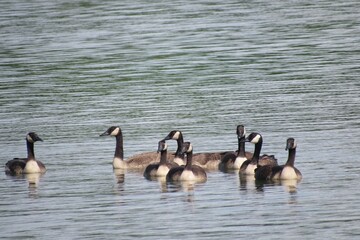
xmin=26 ymin=135 xmax=34 ymax=143
xmin=188 ymin=144 xmax=193 ymax=153
xmin=251 ymin=134 xmax=261 ymax=143
xmin=172 ymin=131 xmax=180 ymax=140
xmin=111 ymin=127 xmax=120 ymax=136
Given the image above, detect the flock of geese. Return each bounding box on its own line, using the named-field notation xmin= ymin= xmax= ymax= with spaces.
xmin=5 ymin=125 xmax=302 ymax=185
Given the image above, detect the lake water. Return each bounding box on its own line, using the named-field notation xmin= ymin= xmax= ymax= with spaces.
xmin=1 ymin=0 xmax=360 ymax=239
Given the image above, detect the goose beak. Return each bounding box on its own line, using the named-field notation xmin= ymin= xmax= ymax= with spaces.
xmin=32 ymin=134 xmax=43 ymax=142
xmin=100 ymin=131 xmax=110 ymax=137
xmin=240 ymin=138 xmax=250 ymax=143
xmin=162 ymin=135 xmax=171 ymax=141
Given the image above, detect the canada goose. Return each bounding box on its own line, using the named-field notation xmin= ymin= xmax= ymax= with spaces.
xmin=239 ymin=132 xmax=278 ymax=175
xmin=270 ymin=138 xmax=302 ymax=180
xmin=100 ymin=126 xmax=166 ymax=170
xmin=219 ymin=125 xmax=253 ymax=171
xmin=162 ymin=130 xmax=185 ymax=166
xmin=166 ymin=142 xmax=207 ymax=183
xmin=144 ymin=140 xmax=178 ymax=179
xmin=5 ymin=132 xmax=46 ymax=175
xmin=162 ymin=130 xmax=227 ymax=170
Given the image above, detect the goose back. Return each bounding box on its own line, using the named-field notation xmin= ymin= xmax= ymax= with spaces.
xmin=162 ymin=130 xmax=229 ymax=170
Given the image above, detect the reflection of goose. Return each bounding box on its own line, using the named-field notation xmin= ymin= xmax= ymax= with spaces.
xmin=162 ymin=130 xmax=227 ymax=170
xmin=25 ymin=173 xmax=42 ymax=187
xmin=219 ymin=125 xmax=253 ymax=171
xmin=144 ymin=140 xmax=178 ymax=179
xmin=5 ymin=132 xmax=46 ymax=175
xmin=255 ymin=138 xmax=302 ymax=181
xmin=113 ymin=169 xmax=125 ymax=184
xmin=280 ymin=179 xmax=299 ymax=194
xmin=166 ymin=142 xmax=207 ymax=183
xmin=239 ymin=132 xmax=278 ymax=175
xmin=100 ymin=126 xmax=162 ymax=170
xmin=238 ymin=174 xmax=257 ymax=192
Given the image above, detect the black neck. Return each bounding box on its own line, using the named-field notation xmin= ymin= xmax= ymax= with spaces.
xmin=26 ymin=140 xmax=35 ymax=161
xmin=159 ymin=149 xmax=167 ymax=165
xmin=175 ymin=134 xmax=185 ymax=158
xmin=285 ymin=148 xmax=296 ymax=167
xmin=184 ymin=151 xmax=193 ymax=170
xmin=115 ymin=134 xmax=124 ymax=159
xmin=252 ymin=138 xmax=262 ymax=164
xmin=237 ymin=137 xmax=246 ymax=157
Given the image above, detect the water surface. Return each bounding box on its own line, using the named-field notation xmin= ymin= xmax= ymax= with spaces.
xmin=1 ymin=0 xmax=360 ymax=239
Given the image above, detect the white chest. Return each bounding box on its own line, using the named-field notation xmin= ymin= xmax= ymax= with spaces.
xmin=234 ymin=157 xmax=247 ymax=169
xmin=280 ymin=166 xmax=298 ymax=180
xmin=174 ymin=157 xmax=185 ymax=166
xmin=24 ymin=160 xmax=41 ymax=173
xmin=156 ymin=165 xmax=170 ymax=176
xmin=180 ymin=169 xmax=196 ymax=181
xmin=113 ymin=157 xmax=126 ymax=169
xmin=245 ymin=163 xmax=257 ymax=175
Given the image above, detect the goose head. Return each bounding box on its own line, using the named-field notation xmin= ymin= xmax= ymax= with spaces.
xmin=285 ymin=138 xmax=297 ymax=150
xmin=236 ymin=125 xmax=246 ymax=139
xmin=162 ymin=130 xmax=182 ymax=141
xmin=100 ymin=126 xmax=121 ymax=137
xmin=242 ymin=132 xmax=262 ymax=144
xmin=26 ymin=132 xmax=43 ymax=143
xmin=157 ymin=140 xmax=168 ymax=153
xmin=180 ymin=142 xmax=193 ymax=155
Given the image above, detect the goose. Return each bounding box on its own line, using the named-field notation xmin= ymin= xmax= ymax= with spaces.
xmin=166 ymin=142 xmax=207 ymax=183
xmin=5 ymin=132 xmax=46 ymax=175
xmin=162 ymin=130 xmax=227 ymax=170
xmin=143 ymin=140 xmax=178 ymax=179
xmin=270 ymin=138 xmax=302 ymax=180
xmin=239 ymin=132 xmax=278 ymax=175
xmin=100 ymin=126 xmax=168 ymax=170
xmin=219 ymin=125 xmax=253 ymax=171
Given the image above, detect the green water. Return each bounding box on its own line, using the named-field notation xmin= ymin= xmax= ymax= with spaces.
xmin=1 ymin=1 xmax=359 ymax=239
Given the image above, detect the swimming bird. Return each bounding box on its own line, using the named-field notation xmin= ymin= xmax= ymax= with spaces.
xmin=219 ymin=125 xmax=253 ymax=171
xmin=5 ymin=132 xmax=46 ymax=175
xmin=166 ymin=142 xmax=207 ymax=183
xmin=270 ymin=138 xmax=302 ymax=180
xmin=162 ymin=130 xmax=227 ymax=170
xmin=143 ymin=140 xmax=178 ymax=179
xmin=239 ymin=132 xmax=278 ymax=175
xmin=100 ymin=126 xmax=168 ymax=170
